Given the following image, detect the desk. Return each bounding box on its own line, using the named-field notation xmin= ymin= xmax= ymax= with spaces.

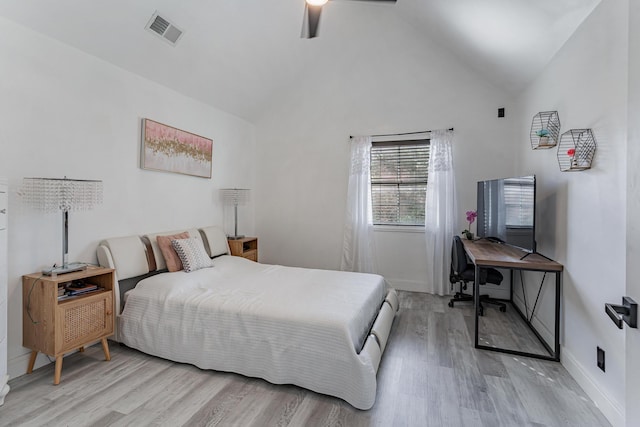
xmin=462 ymin=239 xmax=563 ymax=361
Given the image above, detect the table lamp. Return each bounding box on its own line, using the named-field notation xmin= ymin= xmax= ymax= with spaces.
xmin=22 ymin=177 xmax=103 ymax=275
xmin=221 ymin=188 xmax=250 ymax=240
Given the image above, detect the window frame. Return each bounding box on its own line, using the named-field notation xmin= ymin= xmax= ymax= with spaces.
xmin=369 ymin=138 xmax=430 ymax=227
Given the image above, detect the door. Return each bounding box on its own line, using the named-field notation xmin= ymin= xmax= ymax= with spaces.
xmin=627 ymin=3 xmax=640 ymax=425
xmin=0 ymin=181 xmax=7 ymax=399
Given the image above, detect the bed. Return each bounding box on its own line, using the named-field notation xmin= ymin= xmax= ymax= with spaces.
xmin=96 ymin=226 xmax=398 ymax=410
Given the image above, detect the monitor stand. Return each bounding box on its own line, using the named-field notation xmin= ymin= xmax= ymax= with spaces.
xmin=485 ymin=236 xmax=505 ymax=244
xmin=520 ymin=251 xmax=552 ymax=261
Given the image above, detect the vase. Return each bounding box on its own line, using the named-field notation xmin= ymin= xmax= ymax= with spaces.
xmin=539 ymin=136 xmax=550 ymax=146
xmin=464 ymin=232 xmax=474 ymax=240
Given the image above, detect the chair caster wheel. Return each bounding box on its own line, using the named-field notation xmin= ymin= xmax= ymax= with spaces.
xmin=448 ymin=301 xmax=454 ymax=308
xmin=500 ymin=306 xmax=506 ymax=312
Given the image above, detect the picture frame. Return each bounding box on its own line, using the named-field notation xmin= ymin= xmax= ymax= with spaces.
xmin=141 ymin=118 xmax=213 ymax=179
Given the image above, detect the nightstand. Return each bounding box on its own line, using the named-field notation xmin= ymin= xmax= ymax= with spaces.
xmin=22 ymin=266 xmax=115 ymax=385
xmin=228 ymin=237 xmax=258 ymax=262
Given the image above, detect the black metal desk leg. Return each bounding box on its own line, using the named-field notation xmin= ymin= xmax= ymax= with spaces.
xmin=510 ymin=270 xmax=514 ymax=302
xmin=474 ymin=263 xmax=480 ymax=348
xmin=555 ymin=271 xmax=561 ymax=360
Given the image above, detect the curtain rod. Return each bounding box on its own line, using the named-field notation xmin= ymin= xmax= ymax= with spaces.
xmin=349 ymin=128 xmax=454 ymax=139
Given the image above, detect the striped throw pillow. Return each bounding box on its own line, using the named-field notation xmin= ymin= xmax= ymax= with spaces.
xmin=171 ymin=237 xmax=214 ymax=273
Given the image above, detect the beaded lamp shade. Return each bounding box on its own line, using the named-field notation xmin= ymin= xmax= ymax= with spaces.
xmin=220 ymin=188 xmax=250 ymax=240
xmin=22 ymin=177 xmax=103 ymax=274
xmin=22 ymin=177 xmax=103 ymax=212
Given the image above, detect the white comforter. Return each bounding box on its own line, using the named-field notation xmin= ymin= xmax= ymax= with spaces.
xmin=119 ymin=255 xmax=388 ymax=409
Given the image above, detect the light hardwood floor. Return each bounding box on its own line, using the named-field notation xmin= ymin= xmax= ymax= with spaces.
xmin=3 ymin=291 xmax=610 ymax=427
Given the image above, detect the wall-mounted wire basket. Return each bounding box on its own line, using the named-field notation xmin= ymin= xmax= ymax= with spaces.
xmin=530 ymin=111 xmax=560 ymax=149
xmin=557 ymin=129 xmax=596 ymax=172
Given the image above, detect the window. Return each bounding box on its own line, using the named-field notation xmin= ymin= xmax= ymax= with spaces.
xmin=370 ymin=139 xmax=430 ymax=225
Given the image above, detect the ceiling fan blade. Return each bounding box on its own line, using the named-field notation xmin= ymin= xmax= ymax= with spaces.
xmin=301 ymin=4 xmax=323 ymax=39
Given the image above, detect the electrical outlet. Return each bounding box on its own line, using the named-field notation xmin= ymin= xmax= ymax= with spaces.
xmin=597 ymin=347 xmax=605 ymax=372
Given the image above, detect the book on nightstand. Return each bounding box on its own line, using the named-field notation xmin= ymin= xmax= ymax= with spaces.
xmin=56 ymin=282 xmax=101 ymax=300
xmin=66 ymin=283 xmax=98 ymax=292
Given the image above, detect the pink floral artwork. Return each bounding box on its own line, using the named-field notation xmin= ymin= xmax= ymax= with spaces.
xmin=141 ymin=119 xmax=213 ymax=178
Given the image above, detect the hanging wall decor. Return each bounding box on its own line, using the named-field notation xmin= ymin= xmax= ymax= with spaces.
xmin=141 ymin=118 xmax=213 ymax=179
xmin=530 ymin=111 xmax=561 ymax=149
xmin=557 ymin=129 xmax=597 ymax=171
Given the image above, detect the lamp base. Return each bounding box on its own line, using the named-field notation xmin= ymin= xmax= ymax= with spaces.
xmin=227 ymin=235 xmax=245 ymax=240
xmin=42 ymin=262 xmax=87 ymax=276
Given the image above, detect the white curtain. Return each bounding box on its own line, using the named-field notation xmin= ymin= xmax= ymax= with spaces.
xmin=341 ymin=136 xmax=377 ymax=273
xmin=424 ymin=129 xmax=457 ymax=295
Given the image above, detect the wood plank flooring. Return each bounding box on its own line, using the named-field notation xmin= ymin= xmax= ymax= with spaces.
xmin=477 ymin=298 xmax=550 ymax=356
xmin=2 ymin=291 xmax=610 ymax=427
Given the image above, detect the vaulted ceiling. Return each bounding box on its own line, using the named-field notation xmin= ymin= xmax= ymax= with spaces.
xmin=0 ymin=0 xmax=600 ymax=121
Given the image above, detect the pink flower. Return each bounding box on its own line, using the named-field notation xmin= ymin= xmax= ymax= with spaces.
xmin=462 ymin=210 xmax=477 ymax=237
xmin=466 ymin=210 xmax=477 ymax=225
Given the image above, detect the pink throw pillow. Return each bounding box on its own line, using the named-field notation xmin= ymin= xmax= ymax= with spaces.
xmin=157 ymin=232 xmax=190 ymax=272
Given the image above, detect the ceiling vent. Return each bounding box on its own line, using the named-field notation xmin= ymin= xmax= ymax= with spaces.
xmin=145 ymin=12 xmax=183 ymax=46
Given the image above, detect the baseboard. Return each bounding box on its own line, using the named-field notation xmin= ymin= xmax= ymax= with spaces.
xmin=8 ymin=342 xmax=102 ymax=381
xmin=387 ymin=279 xmax=512 ymax=298
xmin=479 ymin=283 xmax=510 ymax=300
xmin=511 ymin=294 xmax=622 ymax=426
xmin=8 ymin=351 xmax=49 ymax=381
xmin=562 ymin=347 xmax=624 ymax=427
xmin=384 ymin=278 xmax=426 ymax=293
xmin=0 ymin=374 xmax=9 ymax=406
xmin=512 ymin=294 xmax=554 ymax=346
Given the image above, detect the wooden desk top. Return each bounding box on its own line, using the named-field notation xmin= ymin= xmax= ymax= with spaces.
xmin=462 ymin=239 xmax=563 ymax=272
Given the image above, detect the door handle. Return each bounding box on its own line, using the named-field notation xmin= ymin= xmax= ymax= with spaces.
xmin=605 ymin=297 xmax=637 ymax=329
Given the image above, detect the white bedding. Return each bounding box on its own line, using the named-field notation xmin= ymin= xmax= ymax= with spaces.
xmin=119 ymin=255 xmax=389 ymax=409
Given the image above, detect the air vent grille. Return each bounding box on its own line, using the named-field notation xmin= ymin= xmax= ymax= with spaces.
xmin=145 ymin=12 xmax=183 ymax=46
xmin=164 ymin=26 xmax=183 ymax=44
xmin=149 ymin=15 xmax=170 ymax=35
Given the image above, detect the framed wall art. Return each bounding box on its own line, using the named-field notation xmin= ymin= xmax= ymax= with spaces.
xmin=141 ymin=118 xmax=213 ymax=178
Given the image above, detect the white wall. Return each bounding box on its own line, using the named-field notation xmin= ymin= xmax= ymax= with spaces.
xmin=0 ymin=17 xmax=256 ymax=379
xmin=254 ymin=13 xmax=516 ymax=291
xmin=513 ymin=1 xmax=628 ymax=425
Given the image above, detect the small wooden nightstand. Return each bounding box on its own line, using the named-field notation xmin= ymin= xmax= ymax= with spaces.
xmin=228 ymin=237 xmax=258 ymax=262
xmin=22 ymin=266 xmax=115 ymax=385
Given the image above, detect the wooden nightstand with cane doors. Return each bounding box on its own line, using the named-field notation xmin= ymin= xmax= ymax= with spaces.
xmin=228 ymin=237 xmax=258 ymax=262
xmin=22 ymin=266 xmax=115 ymax=384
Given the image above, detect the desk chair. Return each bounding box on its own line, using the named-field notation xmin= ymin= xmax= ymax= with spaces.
xmin=448 ymin=236 xmax=506 ymax=316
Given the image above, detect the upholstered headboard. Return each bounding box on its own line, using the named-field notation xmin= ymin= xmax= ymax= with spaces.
xmin=97 ymin=226 xmax=230 ymax=280
xmin=97 ymin=225 xmax=230 ymax=340
xmin=199 ymin=226 xmax=230 ymax=259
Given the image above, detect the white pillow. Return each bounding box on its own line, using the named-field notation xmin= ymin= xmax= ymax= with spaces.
xmin=199 ymin=226 xmax=230 ymax=257
xmin=99 ymin=236 xmax=149 ymax=279
xmin=171 ymin=237 xmax=214 ymax=273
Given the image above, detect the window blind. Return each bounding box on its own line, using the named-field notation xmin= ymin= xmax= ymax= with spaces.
xmin=370 ymin=140 xmax=430 ymax=225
